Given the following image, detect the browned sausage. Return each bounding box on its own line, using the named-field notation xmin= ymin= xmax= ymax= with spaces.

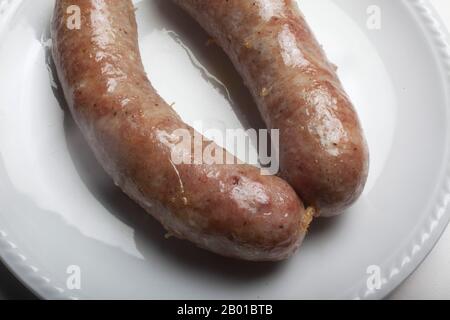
xmin=174 ymin=0 xmax=370 ymax=217
xmin=51 ymin=0 xmax=312 ymax=261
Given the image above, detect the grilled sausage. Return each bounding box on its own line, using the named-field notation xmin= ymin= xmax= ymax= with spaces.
xmin=51 ymin=0 xmax=312 ymax=261
xmin=174 ymin=0 xmax=370 ymax=217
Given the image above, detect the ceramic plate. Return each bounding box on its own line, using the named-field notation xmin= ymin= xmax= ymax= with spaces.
xmin=0 ymin=0 xmax=450 ymax=299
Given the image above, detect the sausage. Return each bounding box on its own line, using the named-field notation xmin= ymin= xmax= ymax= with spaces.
xmin=174 ymin=0 xmax=370 ymax=217
xmin=51 ymin=0 xmax=312 ymax=261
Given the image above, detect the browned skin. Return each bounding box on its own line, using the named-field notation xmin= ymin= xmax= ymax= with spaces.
xmin=51 ymin=0 xmax=312 ymax=261
xmin=175 ymin=0 xmax=370 ymax=217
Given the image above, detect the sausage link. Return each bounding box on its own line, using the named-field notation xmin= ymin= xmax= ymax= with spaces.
xmin=51 ymin=0 xmax=312 ymax=261
xmin=174 ymin=0 xmax=370 ymax=216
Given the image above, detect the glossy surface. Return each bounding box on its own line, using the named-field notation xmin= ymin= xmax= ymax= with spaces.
xmin=52 ymin=0 xmax=308 ymax=262
xmin=0 ymin=0 xmax=449 ymax=299
xmin=175 ymin=0 xmax=369 ymax=217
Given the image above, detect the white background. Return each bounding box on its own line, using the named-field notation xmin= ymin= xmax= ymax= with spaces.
xmin=390 ymin=0 xmax=450 ymax=300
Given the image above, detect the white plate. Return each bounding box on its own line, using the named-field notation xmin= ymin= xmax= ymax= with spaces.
xmin=0 ymin=0 xmax=450 ymax=300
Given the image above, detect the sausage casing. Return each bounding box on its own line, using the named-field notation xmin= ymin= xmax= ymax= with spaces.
xmin=51 ymin=0 xmax=312 ymax=261
xmin=175 ymin=0 xmax=370 ymax=216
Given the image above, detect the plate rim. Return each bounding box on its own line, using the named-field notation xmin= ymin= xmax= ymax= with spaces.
xmin=362 ymin=0 xmax=450 ymax=300
xmin=0 ymin=0 xmax=450 ymax=300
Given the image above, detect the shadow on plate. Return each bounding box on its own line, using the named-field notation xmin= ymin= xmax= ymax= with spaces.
xmin=149 ymin=0 xmax=267 ymax=134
